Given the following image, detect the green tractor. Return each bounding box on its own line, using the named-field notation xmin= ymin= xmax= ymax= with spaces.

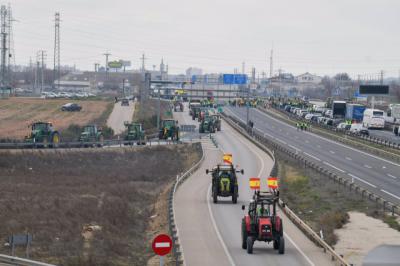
xmin=79 ymin=125 xmax=104 ymax=147
xmin=210 ymin=114 xmax=222 ymax=131
xmin=25 ymin=121 xmax=60 ymax=148
xmin=206 ymin=164 xmax=244 ymax=204
xmin=159 ymin=119 xmax=180 ymax=141
xmin=124 ymin=122 xmax=146 ymax=145
xmin=199 ymin=115 xmax=215 ymax=133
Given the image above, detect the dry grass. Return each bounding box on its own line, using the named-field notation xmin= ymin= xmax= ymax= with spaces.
xmin=0 ymin=143 xmax=202 ymax=265
xmin=0 ymin=98 xmax=113 ymax=139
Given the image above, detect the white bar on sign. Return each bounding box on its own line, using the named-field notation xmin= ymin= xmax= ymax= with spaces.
xmin=155 ymin=242 xmax=170 ymax=248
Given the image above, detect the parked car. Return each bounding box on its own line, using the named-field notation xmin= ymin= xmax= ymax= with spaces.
xmin=337 ymin=122 xmax=351 ymax=130
xmin=61 ymin=103 xmax=82 ymax=112
xmin=121 ymin=98 xmax=129 ymax=106
xmin=349 ymin=124 xmax=369 ymax=136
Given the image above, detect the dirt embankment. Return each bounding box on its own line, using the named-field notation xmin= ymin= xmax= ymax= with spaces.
xmin=0 ymin=143 xmax=202 ymax=266
xmin=278 ymin=157 xmax=400 ymax=247
xmin=0 ymin=98 xmax=113 ymax=140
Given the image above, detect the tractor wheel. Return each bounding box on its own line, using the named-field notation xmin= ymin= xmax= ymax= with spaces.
xmin=278 ymin=236 xmax=285 ymax=254
xmin=273 ymin=239 xmax=279 ymax=250
xmin=246 ymin=236 xmax=253 ymax=254
xmin=232 ymin=187 xmax=238 ymax=204
xmin=212 ymin=187 xmax=218 ymax=203
xmin=98 ymin=135 xmax=104 ymax=147
xmin=241 ymin=219 xmax=248 ymax=249
xmin=51 ymin=133 xmax=60 ymax=148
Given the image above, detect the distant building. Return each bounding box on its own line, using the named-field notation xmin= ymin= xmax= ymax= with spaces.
xmin=295 ymin=72 xmax=322 ymax=84
xmin=186 ymin=67 xmax=203 ymax=78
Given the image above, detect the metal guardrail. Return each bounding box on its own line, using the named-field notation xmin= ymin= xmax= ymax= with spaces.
xmin=168 ymin=141 xmax=207 ymax=265
xmin=222 ymin=113 xmax=350 ymax=266
xmin=0 ymin=137 xmax=178 ymax=150
xmin=271 ymin=106 xmax=400 ymax=151
xmin=0 ymin=254 xmax=55 ymax=266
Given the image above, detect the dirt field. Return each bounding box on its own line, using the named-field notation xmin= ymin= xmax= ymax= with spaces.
xmin=0 ymin=143 xmax=202 ymax=265
xmin=0 ymin=98 xmax=113 ymax=139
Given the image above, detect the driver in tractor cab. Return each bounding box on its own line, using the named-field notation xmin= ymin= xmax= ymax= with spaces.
xmin=257 ymin=203 xmax=270 ymax=217
xmin=219 ymin=171 xmax=231 ymax=192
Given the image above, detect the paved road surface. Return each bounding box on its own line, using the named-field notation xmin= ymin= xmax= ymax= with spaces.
xmin=369 ymin=128 xmax=400 ymax=145
xmin=174 ymin=107 xmax=333 ymax=266
xmin=106 ymin=100 xmax=135 ymax=134
xmin=226 ymin=106 xmax=400 ymax=205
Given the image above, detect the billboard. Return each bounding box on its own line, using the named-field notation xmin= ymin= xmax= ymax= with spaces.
xmin=359 ymin=85 xmax=389 ymax=95
xmin=223 ymin=74 xmax=248 ymax=85
xmin=108 ymin=61 xmax=123 ymax=69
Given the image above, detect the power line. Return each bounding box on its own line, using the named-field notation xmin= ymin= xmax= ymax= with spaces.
xmin=37 ymin=50 xmax=46 ymax=93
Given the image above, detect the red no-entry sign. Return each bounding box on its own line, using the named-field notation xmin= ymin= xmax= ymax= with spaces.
xmin=152 ymin=234 xmax=173 ymax=256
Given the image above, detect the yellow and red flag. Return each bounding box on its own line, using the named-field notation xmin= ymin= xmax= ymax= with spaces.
xmin=223 ymin=153 xmax=233 ymax=164
xmin=249 ymin=177 xmax=260 ymax=190
xmin=267 ymin=177 xmax=278 ymax=189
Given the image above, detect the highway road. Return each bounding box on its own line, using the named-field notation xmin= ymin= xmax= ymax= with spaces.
xmin=225 ymin=106 xmax=400 ymax=205
xmin=174 ymin=106 xmax=333 ymax=266
xmin=106 ymin=100 xmax=135 ymax=134
xmin=369 ymin=128 xmax=400 ymax=145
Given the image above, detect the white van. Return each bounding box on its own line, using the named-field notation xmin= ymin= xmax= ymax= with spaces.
xmin=363 ymin=109 xmax=385 ymax=129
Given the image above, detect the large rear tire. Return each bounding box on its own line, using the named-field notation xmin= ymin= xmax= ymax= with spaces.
xmin=241 ymin=219 xmax=248 ymax=249
xmin=246 ymin=236 xmax=253 ymax=254
xmin=51 ymin=132 xmax=60 ymax=148
xmin=232 ymin=186 xmax=238 ymax=204
xmin=273 ymin=239 xmax=279 ymax=250
xmin=213 ymin=186 xmax=218 ymax=203
xmin=278 ymin=236 xmax=285 ymax=254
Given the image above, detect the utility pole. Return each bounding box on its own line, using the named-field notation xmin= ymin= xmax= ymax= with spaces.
xmin=53 ymin=12 xmax=60 ymax=89
xmin=94 ymin=63 xmax=100 ymax=72
xmin=37 ymin=50 xmax=46 ymax=93
xmin=7 ymin=4 xmax=15 ymax=85
xmin=269 ymin=48 xmax=274 ymax=78
xmin=103 ymin=51 xmax=111 ymax=79
xmin=0 ymin=5 xmax=8 ymax=87
xmin=140 ymin=53 xmax=146 ymax=73
xmin=242 ymin=61 xmax=245 ymax=74
xmin=380 ymin=70 xmax=384 ymax=85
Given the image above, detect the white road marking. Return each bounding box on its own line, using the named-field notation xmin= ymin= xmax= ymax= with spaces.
xmin=289 ymin=144 xmax=301 ymax=152
xmin=346 ymin=157 xmax=352 ymax=161
xmin=155 ymin=242 xmax=171 ymax=248
xmin=253 ymin=108 xmax=400 ymax=168
xmin=263 ymin=132 xmax=275 ymax=139
xmin=305 ymin=140 xmax=309 ymax=143
xmin=382 ymin=166 xmax=386 ymax=169
xmin=387 ymin=174 xmax=398 ymax=179
xmin=323 ymin=162 xmax=345 ymax=173
xmin=329 ymin=150 xmax=335 ymax=154
xmin=380 ymin=189 xmax=400 ymax=201
xmin=303 ymin=152 xmax=321 ymax=162
xmin=364 ymin=164 xmax=372 ymax=169
xmin=284 ymin=232 xmax=316 ymax=266
xmin=207 ymin=185 xmax=236 ymax=266
xmin=276 ymin=138 xmax=287 ymax=145
xmin=348 ymin=174 xmax=377 ymax=188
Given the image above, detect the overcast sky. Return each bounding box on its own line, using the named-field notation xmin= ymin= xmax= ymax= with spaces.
xmin=8 ymin=0 xmax=400 ymax=77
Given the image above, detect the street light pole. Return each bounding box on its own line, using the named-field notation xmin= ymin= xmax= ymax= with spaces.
xmin=246 ymin=84 xmax=250 ymax=130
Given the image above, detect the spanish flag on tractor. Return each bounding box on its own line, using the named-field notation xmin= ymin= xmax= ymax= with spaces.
xmin=223 ymin=153 xmax=233 ymax=164
xmin=249 ymin=177 xmax=260 ymax=190
xmin=267 ymin=177 xmax=278 ymax=189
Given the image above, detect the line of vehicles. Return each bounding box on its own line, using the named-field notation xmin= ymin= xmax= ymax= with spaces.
xmin=41 ymin=91 xmax=96 ymax=99
xmin=206 ymin=154 xmax=285 ymax=255
xmin=188 ymin=99 xmax=222 ymax=134
xmin=281 ymin=100 xmax=398 ymax=136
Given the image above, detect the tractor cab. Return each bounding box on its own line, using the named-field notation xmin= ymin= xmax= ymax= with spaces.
xmin=25 ymin=121 xmax=60 ymax=148
xmin=124 ymin=122 xmax=146 ymax=145
xmin=210 ymin=114 xmax=221 ymax=131
xmin=241 ymin=190 xmax=284 ymax=254
xmin=159 ymin=119 xmax=179 ymax=141
xmin=206 ymin=164 xmax=244 ymax=204
xmin=79 ymin=125 xmax=104 ymax=146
